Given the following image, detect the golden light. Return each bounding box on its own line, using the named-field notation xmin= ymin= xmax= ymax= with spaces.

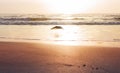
xmin=51 ymin=25 xmax=86 ymax=45
xmin=42 ymin=0 xmax=101 ymax=14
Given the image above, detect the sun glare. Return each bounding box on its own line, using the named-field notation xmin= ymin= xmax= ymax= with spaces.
xmin=50 ymin=25 xmax=85 ymax=45
xmin=42 ymin=0 xmax=101 ymax=14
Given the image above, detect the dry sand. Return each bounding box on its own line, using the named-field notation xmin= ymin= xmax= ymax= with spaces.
xmin=0 ymin=41 xmax=120 ymax=73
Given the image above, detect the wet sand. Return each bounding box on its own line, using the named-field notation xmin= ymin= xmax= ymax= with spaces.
xmin=0 ymin=42 xmax=120 ymax=73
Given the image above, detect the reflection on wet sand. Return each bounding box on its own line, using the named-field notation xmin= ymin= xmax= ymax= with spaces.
xmin=0 ymin=42 xmax=120 ymax=73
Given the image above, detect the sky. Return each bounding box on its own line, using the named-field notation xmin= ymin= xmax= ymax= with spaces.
xmin=0 ymin=0 xmax=120 ymax=14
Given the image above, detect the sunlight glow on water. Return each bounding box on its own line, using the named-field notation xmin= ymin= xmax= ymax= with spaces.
xmin=51 ymin=25 xmax=84 ymax=41
xmin=0 ymin=14 xmax=120 ymax=47
xmin=0 ymin=25 xmax=120 ymax=47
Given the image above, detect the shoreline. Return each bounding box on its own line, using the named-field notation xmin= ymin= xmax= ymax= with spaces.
xmin=0 ymin=40 xmax=120 ymax=47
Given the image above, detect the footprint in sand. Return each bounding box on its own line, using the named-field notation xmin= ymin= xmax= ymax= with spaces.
xmin=46 ymin=62 xmax=110 ymax=73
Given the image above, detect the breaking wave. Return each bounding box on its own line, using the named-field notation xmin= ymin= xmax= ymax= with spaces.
xmin=0 ymin=14 xmax=120 ymax=25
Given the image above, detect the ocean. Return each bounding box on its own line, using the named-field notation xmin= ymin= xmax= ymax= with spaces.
xmin=0 ymin=14 xmax=120 ymax=47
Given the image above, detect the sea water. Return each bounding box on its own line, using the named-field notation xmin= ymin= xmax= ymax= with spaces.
xmin=0 ymin=14 xmax=120 ymax=47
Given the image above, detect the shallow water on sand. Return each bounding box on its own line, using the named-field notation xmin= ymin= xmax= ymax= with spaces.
xmin=0 ymin=25 xmax=120 ymax=47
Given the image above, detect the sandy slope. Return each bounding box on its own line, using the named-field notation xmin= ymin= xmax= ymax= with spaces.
xmin=0 ymin=42 xmax=120 ymax=73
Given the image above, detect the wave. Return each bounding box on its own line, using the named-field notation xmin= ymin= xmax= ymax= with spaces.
xmin=0 ymin=21 xmax=120 ymax=25
xmin=0 ymin=14 xmax=120 ymax=25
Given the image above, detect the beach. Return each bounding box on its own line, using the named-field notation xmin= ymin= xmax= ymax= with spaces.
xmin=0 ymin=0 xmax=120 ymax=72
xmin=0 ymin=41 xmax=120 ymax=73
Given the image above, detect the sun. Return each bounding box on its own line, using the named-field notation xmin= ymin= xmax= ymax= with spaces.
xmin=42 ymin=0 xmax=101 ymax=14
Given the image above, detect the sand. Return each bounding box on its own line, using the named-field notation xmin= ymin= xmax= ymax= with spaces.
xmin=0 ymin=41 xmax=120 ymax=73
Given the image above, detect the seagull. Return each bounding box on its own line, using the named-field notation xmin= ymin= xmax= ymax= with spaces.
xmin=51 ymin=26 xmax=63 ymax=30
